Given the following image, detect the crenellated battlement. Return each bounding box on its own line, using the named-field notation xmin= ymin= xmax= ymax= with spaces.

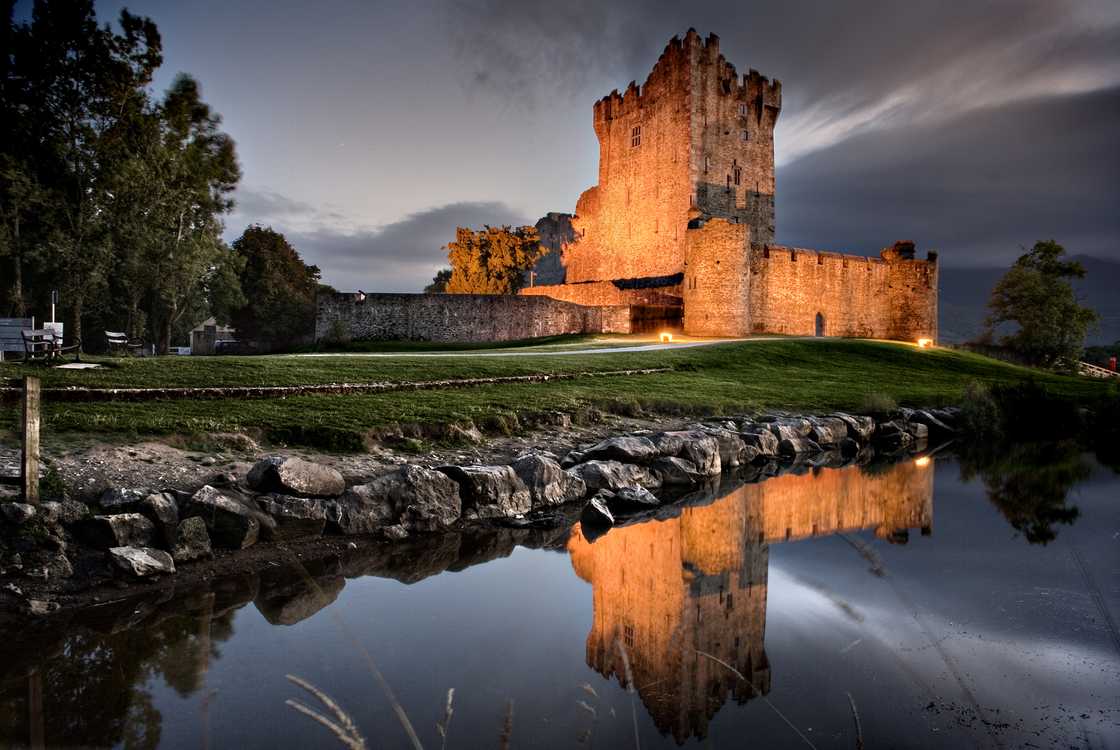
xmin=592 ymin=29 xmax=780 ymax=131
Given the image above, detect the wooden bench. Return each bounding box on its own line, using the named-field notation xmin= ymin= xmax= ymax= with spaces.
xmin=22 ymin=328 xmax=81 ymax=363
xmin=105 ymin=330 xmax=145 ymax=356
xmin=0 ymin=318 xmax=33 ymax=362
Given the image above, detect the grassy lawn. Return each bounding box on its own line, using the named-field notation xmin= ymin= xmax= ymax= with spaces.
xmin=1 ymin=339 xmax=1111 ymax=449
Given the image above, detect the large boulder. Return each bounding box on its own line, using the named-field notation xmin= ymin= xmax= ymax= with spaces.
xmin=830 ymin=413 xmax=876 ymax=442
xmin=904 ymin=422 xmax=930 ymax=441
xmin=247 ymin=456 xmax=345 ymax=498
xmin=652 ymin=431 xmax=721 ymax=476
xmin=580 ymin=496 xmax=614 ymax=529
xmin=652 ymin=456 xmax=703 ymax=486
xmin=259 ymin=495 xmax=328 ymax=540
xmin=323 ymin=485 xmax=396 ymax=535
xmin=185 ymin=485 xmax=262 ymax=549
xmin=600 ymin=486 xmax=660 ymax=512
xmin=436 ymin=465 xmax=530 ymax=520
xmin=140 ymin=492 xmax=179 ymax=547
xmin=341 ymin=465 xmax=461 ymax=532
xmin=873 ymin=421 xmax=914 ymax=452
xmin=809 ymin=418 xmax=849 ymax=446
xmin=910 ymin=410 xmax=954 ymax=435
xmin=171 ymin=517 xmax=212 ymax=562
xmin=768 ymin=421 xmax=811 ymax=442
xmin=510 ymin=454 xmax=586 ymax=508
xmin=740 ymin=428 xmax=780 ymax=458
xmin=572 ymin=460 xmax=661 ymax=492
xmin=109 ymin=546 xmax=175 ymax=577
xmin=0 ymin=503 xmax=36 ymax=525
xmin=696 ymin=427 xmax=747 ymax=468
xmin=77 ymin=513 xmax=156 ymax=549
xmin=580 ymin=436 xmax=658 ymax=464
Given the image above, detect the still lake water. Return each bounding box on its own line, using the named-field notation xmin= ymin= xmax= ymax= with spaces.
xmin=1 ymin=451 xmax=1117 ymax=749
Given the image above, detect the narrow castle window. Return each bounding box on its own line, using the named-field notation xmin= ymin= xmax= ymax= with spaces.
xmin=704 ymin=154 xmax=710 ymax=174
xmin=738 ymin=102 xmax=747 ymax=116
xmin=733 ymin=165 xmax=742 ymax=186
xmin=630 ymin=125 xmax=641 ymax=147
xmin=740 ymin=129 xmax=749 ymax=142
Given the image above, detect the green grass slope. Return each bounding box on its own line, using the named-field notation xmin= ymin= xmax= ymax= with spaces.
xmin=2 ymin=339 xmax=1110 ymax=449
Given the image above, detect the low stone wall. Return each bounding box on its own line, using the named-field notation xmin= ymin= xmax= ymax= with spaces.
xmin=316 ymin=293 xmax=630 ymax=343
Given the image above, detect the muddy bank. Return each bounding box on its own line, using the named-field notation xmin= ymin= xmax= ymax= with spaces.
xmin=1 ymin=407 xmax=960 ymax=617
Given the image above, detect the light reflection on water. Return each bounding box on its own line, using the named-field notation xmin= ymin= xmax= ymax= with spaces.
xmin=1 ymin=453 xmax=1117 ymax=749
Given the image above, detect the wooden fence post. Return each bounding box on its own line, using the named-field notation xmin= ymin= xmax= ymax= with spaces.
xmin=22 ymin=375 xmax=40 ymax=505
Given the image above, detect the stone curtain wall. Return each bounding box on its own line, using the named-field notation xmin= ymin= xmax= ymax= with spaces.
xmin=682 ymin=219 xmax=752 ymax=336
xmin=316 ymin=293 xmax=631 ymax=343
xmin=520 ymin=280 xmax=682 ymax=307
xmin=747 ymin=246 xmax=938 ymax=341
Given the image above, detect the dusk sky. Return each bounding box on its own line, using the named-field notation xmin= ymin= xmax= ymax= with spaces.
xmin=44 ymin=0 xmax=1120 ymax=291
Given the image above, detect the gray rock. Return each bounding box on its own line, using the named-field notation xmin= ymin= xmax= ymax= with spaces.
xmin=652 ymin=431 xmax=721 ymax=476
xmin=911 ymin=410 xmax=954 ymax=435
xmin=437 ymin=465 xmax=531 ymax=520
xmin=580 ymin=436 xmax=659 ymax=463
xmin=323 ymin=484 xmax=396 ymax=535
xmin=904 ymin=422 xmax=930 ymax=441
xmin=185 ymin=485 xmax=262 ymax=549
xmin=768 ymin=422 xmax=810 ymax=442
xmin=809 ymin=417 xmax=849 ymax=446
xmin=99 ymin=487 xmax=148 ymax=513
xmin=382 ymin=524 xmax=409 ymax=541
xmin=171 ymin=517 xmax=212 ymax=562
xmin=109 ymin=546 xmax=176 ymax=577
xmin=1 ymin=502 xmax=36 ymax=525
xmin=652 ymin=456 xmax=703 ymax=486
xmin=581 ymin=496 xmax=614 ymax=528
xmin=140 ymin=492 xmax=179 ymax=546
xmin=511 ymin=454 xmax=587 ymax=508
xmin=830 ymin=413 xmax=876 ymax=441
xmin=740 ymin=428 xmax=780 ymax=457
xmin=259 ymin=495 xmax=328 ymax=540
xmin=331 ymin=465 xmax=460 ymax=533
xmin=603 ymin=486 xmax=660 ymax=511
xmin=698 ymin=427 xmax=747 ymax=468
xmin=247 ymin=456 xmax=345 ymax=498
xmin=778 ymin=437 xmax=822 ymax=456
xmin=572 ymin=460 xmax=661 ymax=492
xmin=873 ymin=421 xmax=914 ymax=452
xmin=77 ymin=513 xmax=156 ymax=549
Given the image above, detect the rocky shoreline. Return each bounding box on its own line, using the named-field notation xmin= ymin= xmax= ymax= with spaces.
xmin=0 ymin=407 xmax=960 ymax=617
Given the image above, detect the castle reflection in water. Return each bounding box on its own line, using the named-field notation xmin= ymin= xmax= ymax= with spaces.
xmin=0 ymin=458 xmax=936 ymax=748
xmin=567 ymin=460 xmax=934 ymax=743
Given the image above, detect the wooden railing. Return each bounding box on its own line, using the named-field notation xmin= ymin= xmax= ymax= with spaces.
xmin=1077 ymin=361 xmax=1120 ymax=379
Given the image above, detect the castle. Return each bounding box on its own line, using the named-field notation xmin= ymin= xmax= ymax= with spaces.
xmin=522 ymin=30 xmax=939 ymax=340
xmin=316 ymin=29 xmax=938 ymax=345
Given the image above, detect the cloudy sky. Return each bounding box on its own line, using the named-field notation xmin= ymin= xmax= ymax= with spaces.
xmin=71 ymin=0 xmax=1120 ymax=291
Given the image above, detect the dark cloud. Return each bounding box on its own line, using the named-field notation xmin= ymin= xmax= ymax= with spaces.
xmin=275 ymin=201 xmax=532 ymax=293
xmin=776 ymin=86 xmax=1120 ymax=266
xmin=446 ymin=1 xmax=1120 ymax=158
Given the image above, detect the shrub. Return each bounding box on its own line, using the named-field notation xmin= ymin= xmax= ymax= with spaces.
xmin=959 ymin=380 xmax=1002 ymax=441
xmin=857 ymin=392 xmax=897 ymax=418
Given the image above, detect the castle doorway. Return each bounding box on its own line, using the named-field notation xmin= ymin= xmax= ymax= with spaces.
xmin=815 ymin=312 xmax=825 ymax=337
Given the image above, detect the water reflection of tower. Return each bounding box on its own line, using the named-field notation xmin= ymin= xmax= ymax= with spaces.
xmin=567 ymin=460 xmax=934 ymax=744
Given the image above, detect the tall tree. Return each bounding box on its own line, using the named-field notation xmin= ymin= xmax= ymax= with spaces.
xmin=229 ymin=226 xmax=321 ymax=348
xmin=7 ymin=1 xmax=163 ymax=344
xmin=986 ymin=240 xmax=1098 ymax=367
xmin=444 ymin=225 xmax=542 ymax=294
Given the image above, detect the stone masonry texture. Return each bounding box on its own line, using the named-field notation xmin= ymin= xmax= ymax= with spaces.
xmin=316 ymin=293 xmax=630 ymax=343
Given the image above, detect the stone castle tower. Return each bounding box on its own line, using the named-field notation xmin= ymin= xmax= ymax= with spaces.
xmin=522 ymin=29 xmax=939 ymax=342
xmin=562 ymin=30 xmax=780 ymax=283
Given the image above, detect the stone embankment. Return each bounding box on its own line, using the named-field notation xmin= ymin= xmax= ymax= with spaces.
xmin=0 ymin=407 xmax=959 ymax=615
